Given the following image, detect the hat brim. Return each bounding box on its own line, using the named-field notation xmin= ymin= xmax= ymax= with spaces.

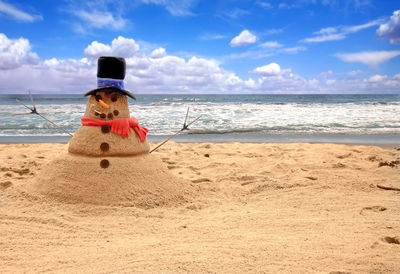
xmin=84 ymin=87 xmax=136 ymax=100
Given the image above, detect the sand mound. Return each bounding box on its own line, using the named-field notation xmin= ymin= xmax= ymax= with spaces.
xmin=29 ymin=153 xmax=198 ymax=208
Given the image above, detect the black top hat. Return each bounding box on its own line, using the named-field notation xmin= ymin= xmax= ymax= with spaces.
xmin=84 ymin=56 xmax=136 ymax=100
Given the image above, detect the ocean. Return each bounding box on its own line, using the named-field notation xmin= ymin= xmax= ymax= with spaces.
xmin=0 ymin=94 xmax=399 ymax=145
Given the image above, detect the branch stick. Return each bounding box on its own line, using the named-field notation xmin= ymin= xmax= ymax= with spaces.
xmin=16 ymin=99 xmax=73 ymax=137
xmin=16 ymin=99 xmax=32 ymax=110
xmin=150 ymin=115 xmax=201 ymax=153
xmin=28 ymin=90 xmax=36 ymax=110
xmin=36 ymin=112 xmax=73 ymax=137
xmin=377 ymin=184 xmax=400 ymax=191
xmin=183 ymin=107 xmax=189 ymax=127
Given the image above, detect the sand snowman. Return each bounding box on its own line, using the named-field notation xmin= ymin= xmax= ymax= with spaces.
xmin=31 ymin=56 xmax=195 ymax=208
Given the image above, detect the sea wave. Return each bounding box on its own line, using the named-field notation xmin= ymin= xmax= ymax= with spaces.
xmin=1 ymin=94 xmax=399 ymax=137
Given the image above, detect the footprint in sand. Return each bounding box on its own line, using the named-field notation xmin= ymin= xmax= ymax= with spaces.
xmin=360 ymin=206 xmax=387 ymax=215
xmin=191 ymin=178 xmax=211 ymax=183
xmin=336 ymin=153 xmax=352 ymax=159
xmin=165 ymin=160 xmax=177 ymax=165
xmin=381 ymin=236 xmax=400 ymax=244
xmin=0 ymin=181 xmax=12 ymax=189
xmin=368 ymin=155 xmax=382 ymax=162
xmin=332 ymin=163 xmax=346 ymax=168
xmin=378 ymin=160 xmax=400 ymax=168
xmin=305 ymin=176 xmax=318 ymax=181
xmin=11 ymin=168 xmax=31 ymax=176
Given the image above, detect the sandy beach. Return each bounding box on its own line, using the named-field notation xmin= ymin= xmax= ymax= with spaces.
xmin=1 ymin=142 xmax=399 ymax=273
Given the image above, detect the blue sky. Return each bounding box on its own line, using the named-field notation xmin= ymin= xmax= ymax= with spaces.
xmin=0 ymin=0 xmax=399 ymax=94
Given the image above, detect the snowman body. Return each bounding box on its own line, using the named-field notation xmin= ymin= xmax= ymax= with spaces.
xmin=69 ymin=91 xmax=149 ymax=158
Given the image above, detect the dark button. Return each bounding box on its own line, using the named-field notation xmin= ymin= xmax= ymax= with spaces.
xmin=94 ymin=111 xmax=99 ymax=116
xmin=113 ymin=110 xmax=119 ymax=116
xmin=107 ymin=113 xmax=113 ymax=119
xmin=100 ymin=159 xmax=109 ymax=168
xmin=101 ymin=125 xmax=111 ymax=133
xmin=100 ymin=113 xmax=106 ymax=119
xmin=100 ymin=142 xmax=109 ymax=152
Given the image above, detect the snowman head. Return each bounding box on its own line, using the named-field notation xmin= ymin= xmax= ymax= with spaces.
xmin=84 ymin=89 xmax=131 ymax=119
xmin=83 ymin=56 xmax=137 ymax=119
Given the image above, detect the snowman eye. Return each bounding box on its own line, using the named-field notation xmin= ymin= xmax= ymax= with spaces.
xmin=111 ymin=94 xmax=118 ymax=102
xmin=95 ymin=95 xmax=102 ymax=102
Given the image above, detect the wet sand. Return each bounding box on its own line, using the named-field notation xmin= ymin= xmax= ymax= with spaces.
xmin=1 ymin=142 xmax=399 ymax=273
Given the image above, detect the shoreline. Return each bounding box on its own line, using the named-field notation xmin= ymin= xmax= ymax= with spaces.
xmin=0 ymin=134 xmax=399 ymax=149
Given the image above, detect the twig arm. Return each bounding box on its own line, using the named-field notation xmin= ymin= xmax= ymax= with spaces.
xmin=15 ymin=99 xmax=73 ymax=137
xmin=16 ymin=99 xmax=33 ymax=110
xmin=36 ymin=113 xmax=73 ymax=137
xmin=149 ymin=115 xmax=202 ymax=153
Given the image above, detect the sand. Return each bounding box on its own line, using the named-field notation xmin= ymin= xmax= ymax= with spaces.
xmin=29 ymin=153 xmax=197 ymax=208
xmin=0 ymin=142 xmax=399 ymax=273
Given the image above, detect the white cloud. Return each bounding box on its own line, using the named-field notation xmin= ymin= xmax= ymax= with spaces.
xmin=308 ymin=78 xmax=319 ymax=87
xmin=150 ymin=48 xmax=166 ymax=58
xmin=84 ymin=36 xmax=139 ymax=59
xmin=302 ymin=33 xmax=346 ymax=43
xmin=259 ymin=41 xmax=283 ymax=48
xmin=326 ymin=79 xmax=336 ymax=85
xmin=366 ymin=74 xmax=387 ymax=83
xmin=278 ymin=3 xmax=298 ymax=9
xmin=322 ymin=0 xmax=372 ymax=10
xmin=84 ymin=41 xmax=112 ymax=58
xmin=73 ymin=10 xmax=127 ymax=30
xmin=301 ymin=19 xmax=383 ymax=43
xmin=110 ymin=36 xmax=140 ymax=57
xmin=317 ymin=27 xmax=337 ymax=34
xmin=140 ymin=0 xmax=197 ymax=16
xmin=251 ymin=63 xmax=281 ymax=76
xmin=230 ymin=30 xmax=257 ymax=47
xmin=264 ymin=28 xmax=284 ymax=35
xmin=319 ymin=70 xmax=334 ymax=77
xmin=225 ymin=44 xmax=306 ymax=60
xmin=376 ymin=10 xmax=400 ymax=44
xmin=199 ymin=33 xmax=228 ymax=40
xmin=0 ymin=34 xmax=399 ymax=94
xmin=0 ymin=1 xmax=42 ymax=22
xmin=343 ymin=19 xmax=383 ymax=33
xmin=257 ymin=1 xmax=273 ymax=9
xmin=347 ymin=69 xmax=364 ymax=76
xmin=335 ymin=51 xmax=400 ymax=67
xmin=280 ymin=46 xmax=307 ymax=54
xmin=219 ymin=8 xmax=250 ymax=20
xmin=0 ymin=33 xmax=40 ymax=69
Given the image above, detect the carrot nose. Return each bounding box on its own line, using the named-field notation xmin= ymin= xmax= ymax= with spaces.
xmin=99 ymin=99 xmax=110 ymax=109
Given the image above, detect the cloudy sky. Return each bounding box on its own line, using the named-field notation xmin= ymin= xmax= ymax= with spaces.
xmin=0 ymin=0 xmax=399 ymax=94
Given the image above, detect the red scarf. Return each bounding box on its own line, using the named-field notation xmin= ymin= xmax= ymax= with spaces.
xmin=81 ymin=116 xmax=148 ymax=141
